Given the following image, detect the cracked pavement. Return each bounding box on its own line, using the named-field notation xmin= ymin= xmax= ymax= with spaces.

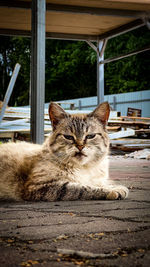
xmin=0 ymin=157 xmax=150 ymax=267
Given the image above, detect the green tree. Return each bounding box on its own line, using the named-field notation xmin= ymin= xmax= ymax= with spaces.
xmin=0 ymin=36 xmax=14 ymax=101
xmin=45 ymin=40 xmax=96 ymax=102
xmin=0 ymin=25 xmax=150 ymax=106
xmin=104 ymin=26 xmax=150 ymax=94
xmin=0 ymin=36 xmax=30 ymax=106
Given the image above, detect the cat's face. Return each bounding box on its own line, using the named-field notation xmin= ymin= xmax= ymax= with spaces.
xmin=48 ymin=102 xmax=110 ymax=166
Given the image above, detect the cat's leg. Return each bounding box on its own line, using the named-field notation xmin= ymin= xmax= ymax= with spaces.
xmin=64 ymin=183 xmax=129 ymax=200
xmin=104 ymin=184 xmax=129 ymax=200
xmin=23 ymin=181 xmax=128 ymax=201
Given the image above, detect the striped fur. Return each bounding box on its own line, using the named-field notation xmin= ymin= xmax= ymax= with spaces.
xmin=0 ymin=102 xmax=128 ymax=201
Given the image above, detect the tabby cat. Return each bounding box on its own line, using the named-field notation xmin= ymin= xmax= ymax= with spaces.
xmin=0 ymin=102 xmax=128 ymax=201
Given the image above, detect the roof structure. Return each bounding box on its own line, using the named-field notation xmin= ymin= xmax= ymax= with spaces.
xmin=0 ymin=0 xmax=150 ymax=41
xmin=0 ymin=0 xmax=150 ymax=144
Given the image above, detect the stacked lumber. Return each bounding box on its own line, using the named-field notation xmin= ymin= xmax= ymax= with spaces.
xmin=0 ymin=107 xmax=119 ymax=141
xmin=0 ymin=106 xmax=150 ymax=155
xmin=109 ymin=116 xmax=150 ymax=131
xmin=108 ymin=114 xmax=150 ymax=153
xmin=0 ymin=106 xmax=51 ymax=141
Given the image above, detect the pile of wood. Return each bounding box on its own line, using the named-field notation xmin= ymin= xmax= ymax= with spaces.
xmin=0 ymin=106 xmax=51 ymax=141
xmin=108 ymin=114 xmax=150 ymax=153
xmin=0 ymin=106 xmax=150 ymax=154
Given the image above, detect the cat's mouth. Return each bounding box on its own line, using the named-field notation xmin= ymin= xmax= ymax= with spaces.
xmin=74 ymin=152 xmax=87 ymax=159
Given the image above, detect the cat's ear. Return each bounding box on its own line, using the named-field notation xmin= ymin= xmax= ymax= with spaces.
xmin=88 ymin=102 xmax=110 ymax=126
xmin=49 ymin=102 xmax=68 ymax=130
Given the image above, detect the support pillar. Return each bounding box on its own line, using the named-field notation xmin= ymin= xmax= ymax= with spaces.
xmin=97 ymin=40 xmax=104 ymax=105
xmin=31 ymin=0 xmax=46 ymax=144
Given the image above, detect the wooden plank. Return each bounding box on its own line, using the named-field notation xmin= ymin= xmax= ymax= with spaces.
xmin=135 ymin=129 xmax=150 ymax=134
xmin=110 ymin=138 xmax=150 ymax=152
xmin=46 ymin=12 xmax=131 ymax=34
xmin=0 ymin=124 xmax=51 ymax=132
xmin=0 ymin=126 xmax=52 ymax=140
xmin=109 ymin=129 xmax=135 ymax=140
xmin=0 ymin=7 xmax=132 ymax=35
xmin=0 ymin=119 xmax=29 ymax=128
xmin=108 ymin=118 xmax=123 ymax=122
xmin=0 ymin=63 xmax=21 ymax=123
xmin=46 ymin=0 xmax=150 ymax=11
xmin=0 ymin=8 xmax=31 ymax=30
xmin=111 ymin=144 xmax=150 ymax=152
xmin=108 ymin=120 xmax=150 ymax=128
xmin=1 ymin=0 xmax=150 ymax=11
xmin=111 ymin=138 xmax=150 ymax=145
xmin=121 ymin=116 xmax=150 ymax=121
xmin=107 ymin=126 xmax=121 ymax=132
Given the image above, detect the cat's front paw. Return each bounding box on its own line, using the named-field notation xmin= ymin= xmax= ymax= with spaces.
xmin=106 ymin=186 xmax=129 ymax=200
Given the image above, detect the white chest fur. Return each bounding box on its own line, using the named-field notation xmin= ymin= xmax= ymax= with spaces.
xmin=72 ymin=157 xmax=109 ymax=187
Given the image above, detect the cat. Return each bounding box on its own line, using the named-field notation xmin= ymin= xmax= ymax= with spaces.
xmin=0 ymin=102 xmax=128 ymax=201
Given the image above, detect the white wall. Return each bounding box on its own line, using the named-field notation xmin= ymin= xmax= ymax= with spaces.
xmin=46 ymin=90 xmax=150 ymax=117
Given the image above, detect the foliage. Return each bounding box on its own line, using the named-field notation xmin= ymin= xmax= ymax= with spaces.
xmin=0 ymin=37 xmax=30 ymax=106
xmin=45 ymin=40 xmax=96 ymax=102
xmin=0 ymin=26 xmax=150 ymax=106
xmin=104 ymin=27 xmax=150 ymax=95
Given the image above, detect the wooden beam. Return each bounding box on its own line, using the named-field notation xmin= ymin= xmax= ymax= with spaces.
xmin=46 ymin=3 xmax=149 ymax=18
xmin=0 ymin=1 xmax=149 ymax=19
xmin=109 ymin=129 xmax=135 ymax=140
xmin=46 ymin=32 xmax=98 ymax=41
xmin=0 ymin=19 xmax=145 ymax=42
xmin=0 ymin=0 xmax=31 ymax=9
xmin=98 ymin=19 xmax=145 ymax=40
xmin=108 ymin=121 xmax=150 ymax=128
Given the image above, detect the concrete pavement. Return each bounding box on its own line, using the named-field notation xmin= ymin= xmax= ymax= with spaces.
xmin=0 ymin=157 xmax=150 ymax=267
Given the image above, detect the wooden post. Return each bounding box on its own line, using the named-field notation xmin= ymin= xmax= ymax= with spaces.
xmin=0 ymin=63 xmax=21 ymax=123
xmin=31 ymin=0 xmax=46 ymax=144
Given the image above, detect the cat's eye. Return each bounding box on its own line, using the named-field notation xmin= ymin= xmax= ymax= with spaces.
xmin=86 ymin=134 xmax=96 ymax=139
xmin=63 ymin=135 xmax=74 ymax=141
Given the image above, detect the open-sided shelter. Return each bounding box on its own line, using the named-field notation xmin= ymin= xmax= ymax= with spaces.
xmin=0 ymin=0 xmax=150 ymax=143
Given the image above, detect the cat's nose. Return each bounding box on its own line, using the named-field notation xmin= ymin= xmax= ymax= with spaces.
xmin=76 ymin=144 xmax=84 ymax=151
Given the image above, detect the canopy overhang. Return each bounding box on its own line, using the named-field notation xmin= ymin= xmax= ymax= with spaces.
xmin=0 ymin=0 xmax=150 ymax=41
xmin=0 ymin=0 xmax=150 ymax=144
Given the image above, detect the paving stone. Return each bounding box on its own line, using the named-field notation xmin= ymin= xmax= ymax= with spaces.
xmin=0 ymin=157 xmax=150 ymax=266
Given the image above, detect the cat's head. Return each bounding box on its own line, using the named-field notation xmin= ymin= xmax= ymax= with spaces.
xmin=48 ymin=102 xmax=110 ymax=166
